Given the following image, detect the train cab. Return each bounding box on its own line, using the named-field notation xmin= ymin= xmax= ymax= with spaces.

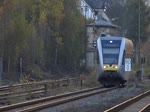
xmin=97 ymin=35 xmax=133 ymax=87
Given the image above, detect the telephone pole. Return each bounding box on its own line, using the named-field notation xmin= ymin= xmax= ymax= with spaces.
xmin=139 ymin=0 xmax=142 ymax=80
xmin=84 ymin=6 xmax=88 ymax=69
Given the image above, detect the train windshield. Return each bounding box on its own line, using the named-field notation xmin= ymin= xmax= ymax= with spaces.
xmin=101 ymin=40 xmax=121 ymax=64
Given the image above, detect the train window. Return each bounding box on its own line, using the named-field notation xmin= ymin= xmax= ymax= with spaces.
xmin=122 ymin=50 xmax=125 ymax=65
xmin=101 ymin=40 xmax=121 ymax=65
xmin=102 ymin=48 xmax=120 ymax=64
xmin=96 ymin=50 xmax=99 ymax=64
xmin=103 ymin=48 xmax=120 ymax=54
xmin=101 ymin=40 xmax=121 ymax=48
xmin=103 ymin=54 xmax=118 ymax=64
xmin=133 ymin=57 xmax=136 ymax=64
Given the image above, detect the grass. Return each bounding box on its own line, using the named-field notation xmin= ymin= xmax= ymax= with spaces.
xmin=81 ymin=68 xmax=100 ymax=88
xmin=143 ymin=65 xmax=150 ymax=75
xmin=133 ymin=64 xmax=150 ymax=75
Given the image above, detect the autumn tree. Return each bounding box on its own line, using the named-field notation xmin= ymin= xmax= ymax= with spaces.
xmin=0 ymin=0 xmax=85 ymax=80
xmin=106 ymin=0 xmax=150 ymax=64
xmin=107 ymin=0 xmax=150 ymax=42
xmin=60 ymin=0 xmax=85 ymax=71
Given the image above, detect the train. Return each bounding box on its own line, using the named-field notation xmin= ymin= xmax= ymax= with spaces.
xmin=97 ymin=34 xmax=134 ymax=87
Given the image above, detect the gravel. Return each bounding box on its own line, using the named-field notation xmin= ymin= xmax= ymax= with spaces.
xmin=39 ymin=81 xmax=150 ymax=112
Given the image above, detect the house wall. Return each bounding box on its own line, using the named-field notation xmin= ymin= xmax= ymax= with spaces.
xmin=79 ymin=0 xmax=93 ymax=19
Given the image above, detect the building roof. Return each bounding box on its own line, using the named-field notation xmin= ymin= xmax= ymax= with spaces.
xmin=87 ymin=19 xmax=117 ymax=28
xmin=84 ymin=0 xmax=118 ymax=28
xmin=85 ymin=0 xmax=105 ymax=9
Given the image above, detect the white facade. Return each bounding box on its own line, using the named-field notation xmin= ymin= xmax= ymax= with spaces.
xmin=79 ymin=0 xmax=94 ymax=19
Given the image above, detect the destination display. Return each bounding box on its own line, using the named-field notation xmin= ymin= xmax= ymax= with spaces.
xmin=101 ymin=40 xmax=121 ymax=48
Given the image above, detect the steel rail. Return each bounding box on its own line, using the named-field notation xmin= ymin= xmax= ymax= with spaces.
xmin=0 ymin=86 xmax=116 ymax=111
xmin=0 ymin=86 xmax=44 ymax=96
xmin=0 ymin=87 xmax=45 ymax=104
xmin=0 ymin=84 xmax=73 ymax=103
xmin=0 ymin=79 xmax=58 ymax=89
xmin=0 ymin=89 xmax=45 ymax=101
xmin=0 ymin=86 xmax=102 ymax=111
xmin=0 ymin=77 xmax=81 ymax=94
xmin=139 ymin=103 xmax=150 ymax=112
xmin=0 ymin=77 xmax=78 ymax=94
xmin=0 ymin=77 xmax=78 ymax=104
xmin=0 ymin=77 xmax=79 ymax=89
xmin=104 ymin=90 xmax=150 ymax=112
xmin=18 ymin=87 xmax=117 ymax=112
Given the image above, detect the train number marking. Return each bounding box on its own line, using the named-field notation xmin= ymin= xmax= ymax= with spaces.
xmin=125 ymin=58 xmax=131 ymax=71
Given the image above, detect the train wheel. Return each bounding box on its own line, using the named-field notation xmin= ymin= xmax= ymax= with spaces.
xmin=103 ymin=83 xmax=110 ymax=88
xmin=103 ymin=84 xmax=107 ymax=87
xmin=117 ymin=83 xmax=125 ymax=88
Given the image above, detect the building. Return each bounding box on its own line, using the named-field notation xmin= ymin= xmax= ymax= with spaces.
xmin=86 ymin=12 xmax=118 ymax=68
xmin=82 ymin=0 xmax=118 ymax=69
xmin=79 ymin=0 xmax=93 ymax=19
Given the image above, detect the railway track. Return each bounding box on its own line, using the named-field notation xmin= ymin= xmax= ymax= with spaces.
xmin=104 ymin=90 xmax=150 ymax=112
xmin=0 ymin=77 xmax=79 ymax=105
xmin=0 ymin=86 xmax=117 ymax=112
xmin=139 ymin=104 xmax=150 ymax=112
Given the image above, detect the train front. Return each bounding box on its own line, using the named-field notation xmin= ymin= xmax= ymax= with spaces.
xmin=97 ymin=37 xmax=125 ymax=86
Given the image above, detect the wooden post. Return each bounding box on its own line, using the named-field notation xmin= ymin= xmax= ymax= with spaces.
xmin=0 ymin=57 xmax=3 ymax=84
xmin=80 ymin=79 xmax=83 ymax=87
xmin=20 ymin=58 xmax=23 ymax=80
xmin=44 ymin=84 xmax=47 ymax=96
xmin=67 ymin=78 xmax=69 ymax=87
xmin=56 ymin=80 xmax=59 ymax=88
xmin=80 ymin=75 xmax=85 ymax=87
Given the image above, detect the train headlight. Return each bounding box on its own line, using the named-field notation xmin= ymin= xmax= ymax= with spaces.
xmin=115 ymin=66 xmax=118 ymax=69
xmin=104 ymin=66 xmax=106 ymax=69
xmin=110 ymin=40 xmax=113 ymax=43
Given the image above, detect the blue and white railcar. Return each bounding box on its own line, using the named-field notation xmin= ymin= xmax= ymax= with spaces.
xmin=97 ymin=35 xmax=133 ymax=86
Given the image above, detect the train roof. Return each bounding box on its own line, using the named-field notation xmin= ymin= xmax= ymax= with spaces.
xmin=98 ymin=36 xmax=134 ymax=54
xmin=99 ymin=36 xmax=132 ymax=42
xmin=124 ymin=38 xmax=134 ymax=54
xmin=99 ymin=36 xmax=124 ymax=40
